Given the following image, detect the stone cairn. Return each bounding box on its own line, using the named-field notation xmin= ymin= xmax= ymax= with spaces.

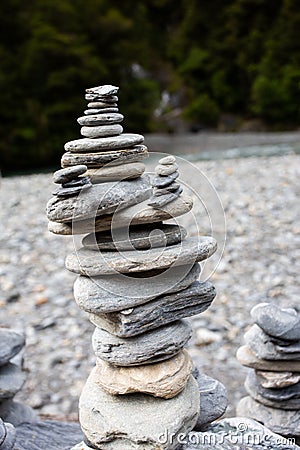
xmin=0 ymin=327 xmax=37 ymax=449
xmin=46 ymin=85 xmax=227 ymax=449
xmin=237 ymin=303 xmax=300 ymax=441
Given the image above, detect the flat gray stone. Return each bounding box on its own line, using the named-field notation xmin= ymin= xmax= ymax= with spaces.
xmin=74 ymin=262 xmax=200 ymax=313
xmin=53 ymin=165 xmax=87 ymax=184
xmin=193 ymin=369 xmax=227 ymax=430
xmin=64 ymin=134 xmax=144 ymax=153
xmin=0 ymin=329 xmax=25 ymax=366
xmin=237 ymin=395 xmax=300 ymax=437
xmin=155 ymin=163 xmax=178 ymax=176
xmin=47 ymin=175 xmax=151 ymax=223
xmin=66 ymin=236 xmax=217 ymax=276
xmin=62 ymin=176 xmax=91 ymax=188
xmin=148 ymin=187 xmax=183 ymax=208
xmin=14 ymin=420 xmax=83 ymax=450
xmin=80 ymin=124 xmax=123 ymax=138
xmin=245 ymin=325 xmax=300 ymax=360
xmin=84 ymin=107 xmax=118 ymax=115
xmin=152 ymin=171 xmax=179 ymax=188
xmin=159 ymin=155 xmax=176 ymax=165
xmin=153 ymin=182 xmax=181 ymax=195
xmin=87 ymin=101 xmax=118 ymax=108
xmin=245 ymin=369 xmax=300 ymax=410
xmin=184 ymin=417 xmax=300 ymax=449
xmin=82 ymin=223 xmax=187 ymax=251
xmin=0 ymin=363 xmax=26 ymax=399
xmin=87 ymin=162 xmax=145 ymax=183
xmin=0 ymin=421 xmax=16 ymax=450
xmin=77 ymin=113 xmax=124 ymax=127
xmin=85 ymin=93 xmax=118 ymax=102
xmin=53 ymin=181 xmax=92 ymax=197
xmin=90 ymin=280 xmax=216 ymax=337
xmin=251 ymin=303 xmax=300 ymax=341
xmin=0 ymin=399 xmax=38 ymax=426
xmin=256 ymin=370 xmax=300 ymax=388
xmin=61 ymin=145 xmax=148 ymax=168
xmin=92 ymin=320 xmax=192 ymax=366
xmin=48 ymin=195 xmax=193 ymax=235
xmin=86 ymin=85 xmax=119 ymax=97
xmin=237 ymin=345 xmax=300 ymax=372
xmin=79 ymin=371 xmax=199 ymax=450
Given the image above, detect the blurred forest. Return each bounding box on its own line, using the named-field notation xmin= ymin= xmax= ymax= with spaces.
xmin=0 ymin=0 xmax=300 ymax=172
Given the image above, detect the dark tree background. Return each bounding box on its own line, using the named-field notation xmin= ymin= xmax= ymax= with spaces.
xmin=0 ymin=0 xmax=299 ymax=172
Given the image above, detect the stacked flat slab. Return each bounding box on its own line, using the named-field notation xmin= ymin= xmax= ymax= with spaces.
xmin=237 ymin=303 xmax=300 ymax=440
xmin=46 ymin=85 xmax=225 ymax=450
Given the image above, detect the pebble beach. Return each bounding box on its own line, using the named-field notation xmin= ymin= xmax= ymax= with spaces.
xmin=0 ymin=150 xmax=299 ymax=420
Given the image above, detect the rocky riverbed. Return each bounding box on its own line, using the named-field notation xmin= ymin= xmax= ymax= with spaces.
xmin=0 ymin=153 xmax=299 ymax=420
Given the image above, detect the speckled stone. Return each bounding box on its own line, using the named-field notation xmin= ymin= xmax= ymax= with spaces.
xmin=77 ymin=113 xmax=124 ymax=127
xmin=64 ymin=134 xmax=144 ymax=153
xmin=84 ymin=108 xmax=118 ymax=115
xmin=80 ymin=124 xmax=123 ymax=138
xmin=159 ymin=155 xmax=176 ymax=165
xmin=155 ymin=163 xmax=178 ymax=176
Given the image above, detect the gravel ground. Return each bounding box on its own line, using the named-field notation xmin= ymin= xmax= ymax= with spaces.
xmin=0 ymin=152 xmax=299 ymax=420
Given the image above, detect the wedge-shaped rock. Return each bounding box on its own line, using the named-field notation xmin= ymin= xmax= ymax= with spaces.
xmin=0 ymin=363 xmax=26 ymax=399
xmin=94 ymin=350 xmax=192 ymax=398
xmin=92 ymin=320 xmax=192 ymax=366
xmin=74 ymin=263 xmax=200 ymax=313
xmin=89 ymin=281 xmax=216 ymax=337
xmin=64 ymin=134 xmax=144 ymax=153
xmin=245 ymin=325 xmax=300 ymax=360
xmin=66 ymin=236 xmax=217 ymax=276
xmin=46 ymin=175 xmax=151 ymax=223
xmin=48 ymin=195 xmax=193 ymax=235
xmin=251 ymin=303 xmax=300 ymax=341
xmin=79 ymin=371 xmax=199 ymax=450
xmin=0 ymin=329 xmax=25 ymax=366
xmin=237 ymin=345 xmax=300 ymax=372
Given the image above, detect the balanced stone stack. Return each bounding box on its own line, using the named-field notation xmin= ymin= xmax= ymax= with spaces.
xmin=237 ymin=303 xmax=300 ymax=440
xmin=46 ymin=84 xmax=225 ymax=450
xmin=0 ymin=327 xmax=37 ymax=447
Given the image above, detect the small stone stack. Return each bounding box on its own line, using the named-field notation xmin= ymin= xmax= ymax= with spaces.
xmin=237 ymin=303 xmax=300 ymax=440
xmin=46 ymin=85 xmax=224 ymax=450
xmin=0 ymin=328 xmax=37 ymax=431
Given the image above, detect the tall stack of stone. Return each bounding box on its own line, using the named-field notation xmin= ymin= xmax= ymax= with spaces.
xmin=46 ymin=85 xmax=225 ymax=450
xmin=237 ymin=303 xmax=300 ymax=440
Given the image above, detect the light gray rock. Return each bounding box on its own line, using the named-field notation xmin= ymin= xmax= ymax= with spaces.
xmin=48 ymin=195 xmax=193 ymax=235
xmin=245 ymin=325 xmax=300 ymax=360
xmin=94 ymin=350 xmax=192 ymax=398
xmin=87 ymin=101 xmax=117 ymax=108
xmin=0 ymin=421 xmax=16 ymax=450
xmin=77 ymin=113 xmax=124 ymax=127
xmin=90 ymin=281 xmax=215 ymax=337
xmin=155 ymin=163 xmax=178 ymax=176
xmin=148 ymin=187 xmax=183 ymax=208
xmin=92 ymin=320 xmax=192 ymax=366
xmin=66 ymin=236 xmax=217 ymax=276
xmin=245 ymin=369 xmax=300 ymax=410
xmin=251 ymin=303 xmax=300 ymax=341
xmin=87 ymin=162 xmax=145 ymax=183
xmin=0 ymin=399 xmax=38 ymax=425
xmin=159 ymin=155 xmax=176 ymax=165
xmin=80 ymin=124 xmax=123 ymax=138
xmin=152 ymin=171 xmax=179 ymax=188
xmin=74 ymin=262 xmax=200 ymax=313
xmin=0 ymin=363 xmax=26 ymax=399
xmin=256 ymin=370 xmax=300 ymax=388
xmin=47 ymin=175 xmax=151 ymax=223
xmin=14 ymin=420 xmax=83 ymax=450
xmin=61 ymin=144 xmax=148 ymax=168
xmin=184 ymin=417 xmax=300 ymax=449
xmin=82 ymin=223 xmax=187 ymax=251
xmin=84 ymin=107 xmax=118 ymax=115
xmin=86 ymin=85 xmax=119 ymax=97
xmin=0 ymin=329 xmax=25 ymax=366
xmin=237 ymin=345 xmax=300 ymax=372
xmin=79 ymin=370 xmax=199 ymax=450
xmin=64 ymin=134 xmax=144 ymax=153
xmin=193 ymin=369 xmax=227 ymax=430
xmin=237 ymin=395 xmax=300 ymax=437
xmin=53 ymin=165 xmax=87 ymax=184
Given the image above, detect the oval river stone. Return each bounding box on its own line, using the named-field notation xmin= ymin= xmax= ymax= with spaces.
xmin=64 ymin=133 xmax=144 ymax=153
